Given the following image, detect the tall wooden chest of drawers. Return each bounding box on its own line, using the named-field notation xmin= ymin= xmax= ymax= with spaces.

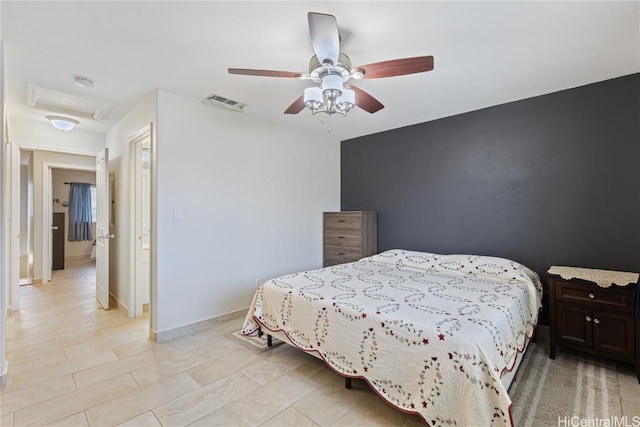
xmin=547 ymin=268 xmax=640 ymax=382
xmin=323 ymin=211 xmax=377 ymax=267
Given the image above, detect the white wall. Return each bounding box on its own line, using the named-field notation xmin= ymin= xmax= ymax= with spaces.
xmin=105 ymin=91 xmax=157 ymax=313
xmin=51 ymin=168 xmax=97 ymax=258
xmin=154 ymin=89 xmax=340 ymax=334
xmin=31 ymin=151 xmax=95 ymax=281
xmin=10 ymin=119 xmax=104 ymax=156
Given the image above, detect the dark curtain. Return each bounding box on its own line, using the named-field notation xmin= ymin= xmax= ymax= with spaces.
xmin=68 ymin=183 xmax=93 ymax=241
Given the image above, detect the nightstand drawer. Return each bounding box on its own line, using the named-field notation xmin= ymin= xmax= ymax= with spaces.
xmin=555 ymin=281 xmax=634 ymax=312
xmin=324 ymin=213 xmax=362 ymax=230
xmin=324 ymin=227 xmax=362 ymax=246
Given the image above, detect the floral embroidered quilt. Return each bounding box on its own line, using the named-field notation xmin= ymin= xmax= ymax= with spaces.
xmin=242 ymin=249 xmax=542 ymax=426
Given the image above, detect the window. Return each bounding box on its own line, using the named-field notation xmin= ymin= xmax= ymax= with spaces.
xmin=90 ymin=186 xmax=97 ymax=223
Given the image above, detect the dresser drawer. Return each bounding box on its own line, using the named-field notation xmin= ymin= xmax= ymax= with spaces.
xmin=324 ymin=227 xmax=362 ymax=247
xmin=324 ymin=213 xmax=362 ymax=230
xmin=324 ymin=244 xmax=363 ymax=265
xmin=555 ymin=281 xmax=634 ymax=312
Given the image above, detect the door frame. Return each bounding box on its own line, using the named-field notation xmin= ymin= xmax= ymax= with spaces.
xmin=43 ymin=162 xmax=96 ymax=283
xmin=9 ymin=143 xmax=20 ymax=311
xmin=18 ymin=155 xmax=34 ymax=284
xmin=95 ymin=149 xmax=110 ymax=310
xmin=8 ymin=140 xmax=96 ymax=312
xmin=128 ymin=124 xmax=153 ymax=319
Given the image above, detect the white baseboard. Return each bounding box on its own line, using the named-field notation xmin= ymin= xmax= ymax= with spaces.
xmin=150 ymin=308 xmax=247 ymax=343
xmin=108 ymin=293 xmax=129 ymax=313
xmin=65 ymin=255 xmax=93 ymax=261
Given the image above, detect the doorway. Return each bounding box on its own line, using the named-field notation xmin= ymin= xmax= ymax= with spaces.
xmin=6 ymin=139 xmax=153 ymax=336
xmin=50 ymin=167 xmax=97 ymax=274
xmin=18 ymin=150 xmax=34 ymax=286
xmin=8 ymin=146 xmax=113 ymax=316
xmin=129 ymin=125 xmax=152 ymax=318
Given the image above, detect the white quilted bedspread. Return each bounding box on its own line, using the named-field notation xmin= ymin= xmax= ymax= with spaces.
xmin=242 ymin=249 xmax=542 ymax=426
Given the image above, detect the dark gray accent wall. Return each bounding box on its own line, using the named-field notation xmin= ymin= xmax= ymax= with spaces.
xmin=342 ymin=73 xmax=639 ymax=321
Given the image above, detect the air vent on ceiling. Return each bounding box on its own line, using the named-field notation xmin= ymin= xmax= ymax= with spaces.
xmin=202 ymin=94 xmax=245 ymax=113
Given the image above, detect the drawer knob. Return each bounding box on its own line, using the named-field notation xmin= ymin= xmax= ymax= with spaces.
xmin=588 ymin=293 xmax=595 ymax=299
xmin=338 ymin=252 xmax=345 ymax=256
xmin=338 ymin=220 xmax=346 ymax=223
xmin=593 ymin=318 xmax=600 ymax=324
xmin=338 ymin=236 xmax=345 ymax=239
xmin=585 ymin=316 xmax=592 ymax=322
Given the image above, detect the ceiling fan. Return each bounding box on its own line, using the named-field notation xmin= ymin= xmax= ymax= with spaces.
xmin=228 ymin=12 xmax=434 ymax=116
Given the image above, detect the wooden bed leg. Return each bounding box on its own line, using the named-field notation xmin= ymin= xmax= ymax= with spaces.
xmin=257 ymin=327 xmax=263 ymax=338
xmin=267 ymin=334 xmax=272 ymax=347
xmin=345 ymin=378 xmax=352 ymax=389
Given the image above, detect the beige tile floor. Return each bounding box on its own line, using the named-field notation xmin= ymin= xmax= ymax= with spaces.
xmin=1 ymin=259 xmax=638 ymax=426
xmin=1 ymin=260 xmax=426 ymax=426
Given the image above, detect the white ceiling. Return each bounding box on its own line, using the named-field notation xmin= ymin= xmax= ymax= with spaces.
xmin=2 ymin=1 xmax=639 ymax=141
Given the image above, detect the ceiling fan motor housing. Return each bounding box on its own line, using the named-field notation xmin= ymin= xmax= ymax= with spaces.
xmin=308 ymin=53 xmax=354 ymax=82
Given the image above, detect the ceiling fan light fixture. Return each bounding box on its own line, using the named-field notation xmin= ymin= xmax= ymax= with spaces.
xmin=321 ymin=74 xmax=343 ymax=96
xmin=336 ymin=88 xmax=355 ymax=113
xmin=351 ymin=69 xmax=364 ymax=80
xmin=304 ymin=86 xmax=323 ymax=110
xmin=47 ymin=115 xmax=79 ymax=131
xmin=304 ymin=75 xmax=356 ymax=116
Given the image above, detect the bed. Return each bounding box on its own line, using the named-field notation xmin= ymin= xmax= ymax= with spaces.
xmin=242 ymin=249 xmax=542 ymax=426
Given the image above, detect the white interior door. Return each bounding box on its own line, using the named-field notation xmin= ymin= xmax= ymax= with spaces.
xmin=10 ymin=143 xmax=20 ymax=309
xmin=46 ymin=167 xmax=53 ymax=282
xmin=130 ymin=126 xmax=151 ymax=318
xmin=96 ymin=149 xmax=110 ymax=309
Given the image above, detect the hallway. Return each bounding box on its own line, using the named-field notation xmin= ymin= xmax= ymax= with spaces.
xmin=1 ymin=258 xmax=150 ymax=425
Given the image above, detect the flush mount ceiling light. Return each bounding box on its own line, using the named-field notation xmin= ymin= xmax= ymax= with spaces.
xmin=47 ymin=115 xmax=79 ymax=131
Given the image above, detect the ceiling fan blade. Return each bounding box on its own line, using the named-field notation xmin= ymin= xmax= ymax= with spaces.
xmin=284 ymin=95 xmax=305 ymax=114
xmin=348 ymin=85 xmax=384 ymax=113
xmin=228 ymin=68 xmax=302 ymax=78
xmin=357 ymin=56 xmax=434 ymax=79
xmin=308 ymin=12 xmax=339 ymax=66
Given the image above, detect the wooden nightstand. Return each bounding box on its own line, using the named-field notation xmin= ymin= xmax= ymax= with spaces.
xmin=547 ymin=266 xmax=639 ymax=382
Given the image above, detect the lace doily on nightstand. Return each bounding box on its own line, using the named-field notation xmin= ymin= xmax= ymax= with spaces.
xmin=548 ymin=266 xmax=639 ymax=288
